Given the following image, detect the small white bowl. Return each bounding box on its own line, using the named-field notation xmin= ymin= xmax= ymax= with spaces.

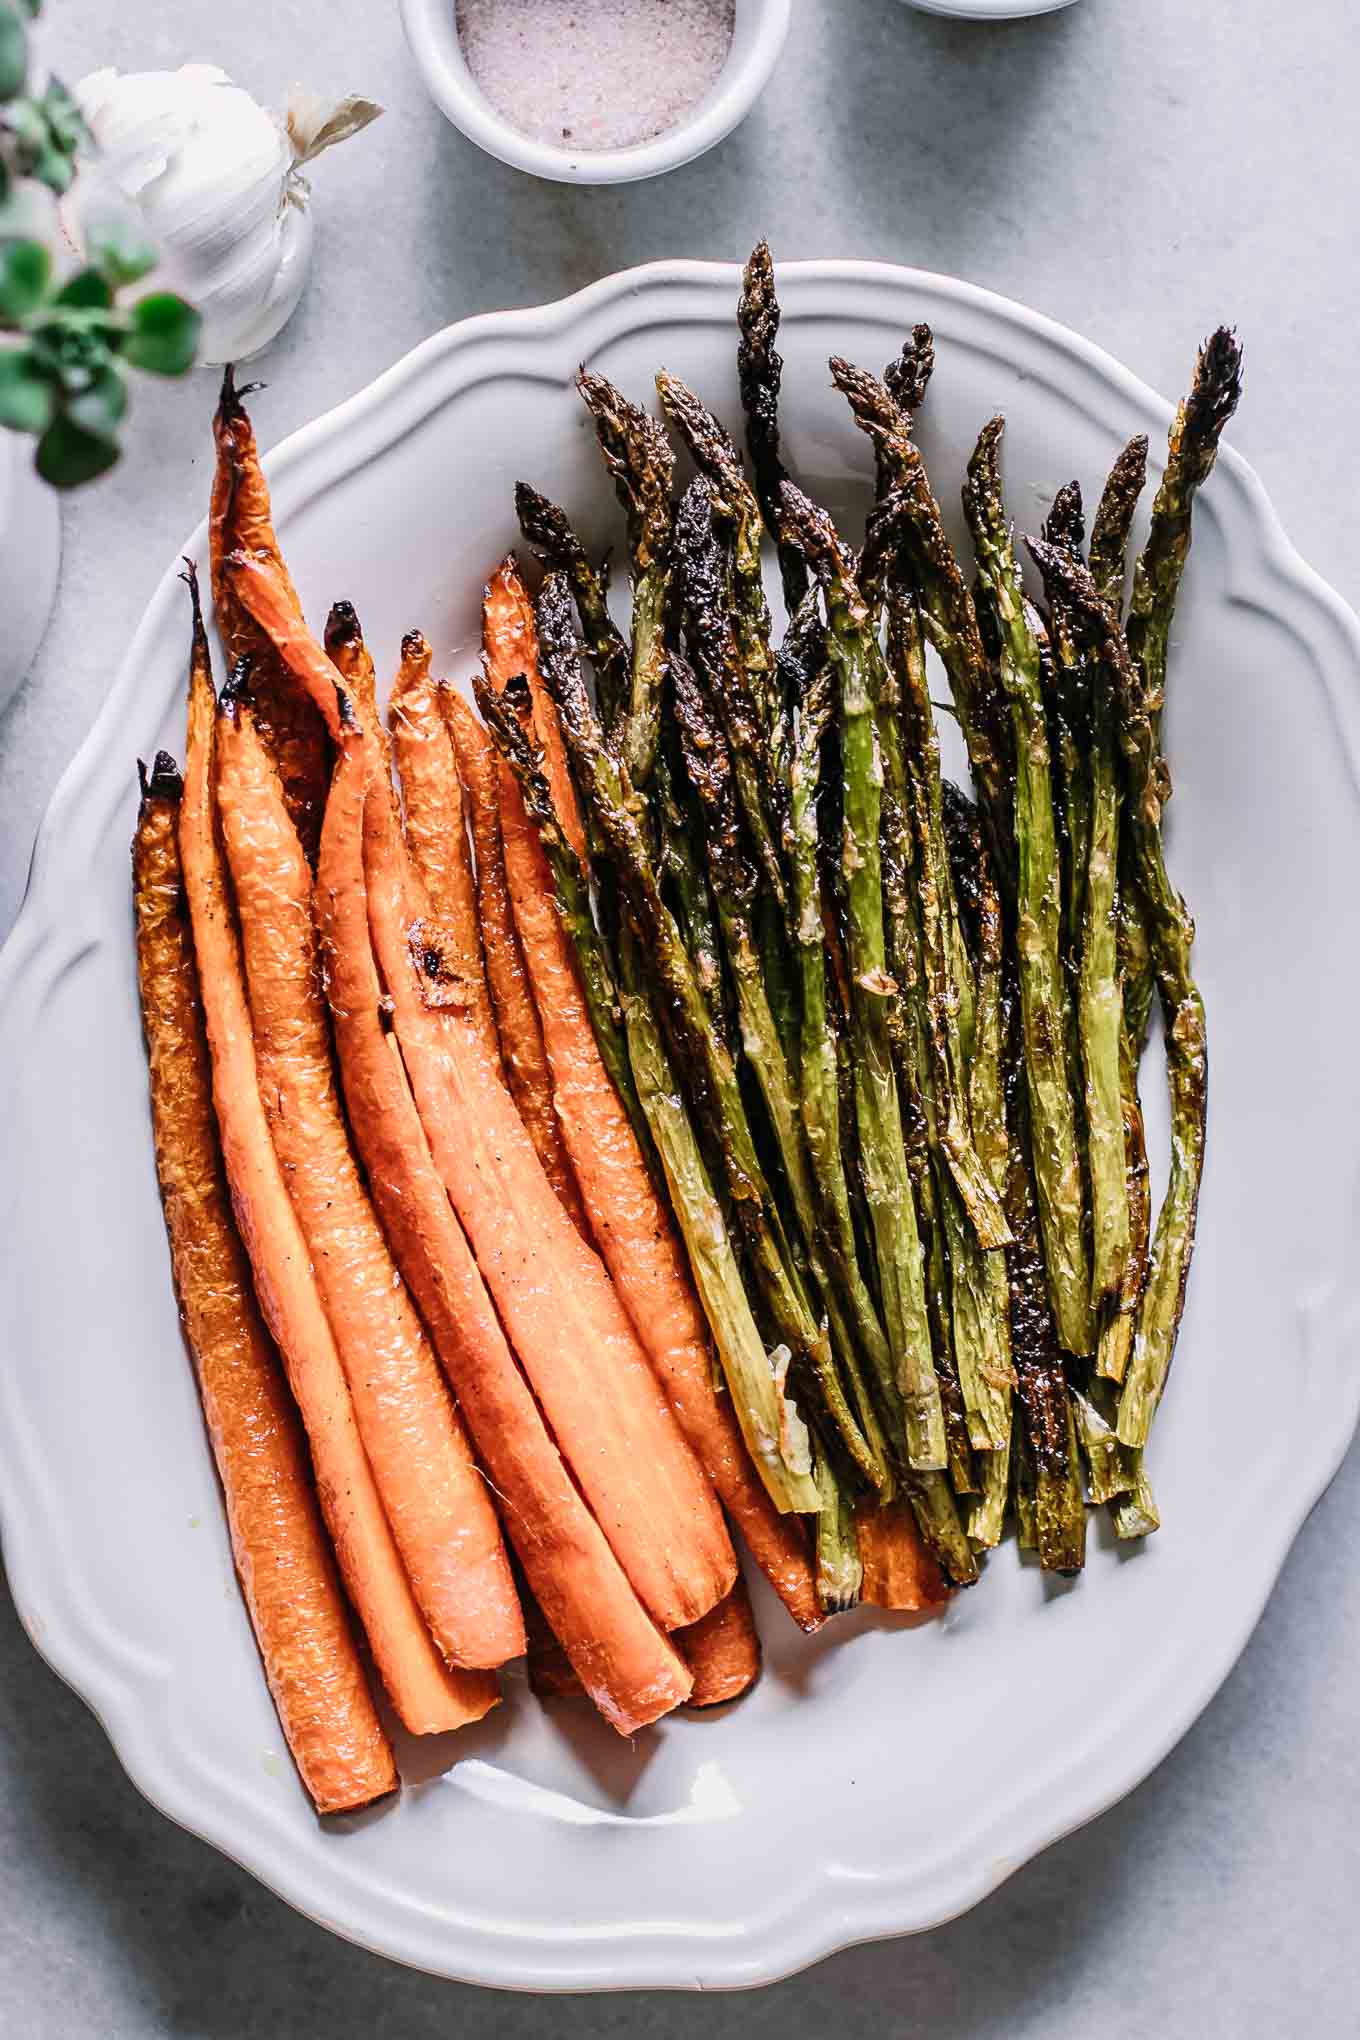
xmin=400 ymin=0 xmax=791 ymax=185
xmin=899 ymin=0 xmax=1077 ymax=16
xmin=0 ymin=433 xmax=61 ymax=718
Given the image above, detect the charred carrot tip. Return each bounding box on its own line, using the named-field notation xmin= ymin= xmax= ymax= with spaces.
xmin=325 ymin=600 xmax=362 ymax=651
xmin=138 ymin=751 xmax=183 ymax=805
xmin=400 ymin=629 xmax=430 ymax=661
xmin=219 ymin=654 xmax=253 ymax=716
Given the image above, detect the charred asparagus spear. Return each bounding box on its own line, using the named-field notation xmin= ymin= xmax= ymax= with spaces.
xmin=674 ymin=480 xmax=788 ymax=914
xmin=737 ymin=238 xmax=807 ymax=613
xmin=1038 ymin=491 xmax=1130 ymax=1322
xmin=1086 ymin=435 xmax=1154 ymax=1382
xmin=514 ymin=481 xmax=631 ymax=738
xmin=1122 ymin=330 xmax=1243 ymax=1044
xmin=781 ymin=482 xmax=946 ymax=1474
xmin=576 ymin=371 xmax=676 ymax=789
xmin=964 ymin=419 xmax=1093 ymax=1358
xmin=1023 ymin=536 xmax=1207 ymax=1452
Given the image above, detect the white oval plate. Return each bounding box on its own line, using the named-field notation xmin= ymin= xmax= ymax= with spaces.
xmin=2 ymin=261 xmax=1358 ymax=1993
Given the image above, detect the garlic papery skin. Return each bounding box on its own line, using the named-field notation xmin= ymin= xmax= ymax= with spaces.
xmin=73 ymin=65 xmax=381 ymax=364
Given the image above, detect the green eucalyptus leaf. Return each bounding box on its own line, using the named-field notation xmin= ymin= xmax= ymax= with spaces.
xmin=0 ymin=6 xmax=27 ymax=103
xmin=17 ymin=0 xmax=42 ymax=19
xmin=55 ymin=267 xmax=114 ymax=311
xmin=41 ymin=76 xmax=91 ymax=155
xmin=35 ymin=409 xmax=120 ymax=487
xmin=123 ymin=292 xmax=200 ymax=377
xmin=0 ymin=236 xmax=50 ymax=320
xmin=65 ymin=360 xmax=127 ymax=439
xmin=0 ymin=343 xmax=56 ymax=432
xmin=30 ymin=142 xmax=76 ymax=195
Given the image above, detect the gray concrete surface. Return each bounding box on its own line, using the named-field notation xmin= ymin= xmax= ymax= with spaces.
xmin=3 ymin=0 xmax=1358 ymax=2030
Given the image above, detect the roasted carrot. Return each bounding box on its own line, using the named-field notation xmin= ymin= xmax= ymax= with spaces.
xmin=855 ymin=1501 xmax=951 ymax=1612
xmin=363 ymin=770 xmax=737 ymax=1633
xmin=324 ymin=601 xmax=386 ymax=762
xmin=483 ymin=553 xmax=587 ymax=863
xmin=215 ymin=687 xmax=522 ymax=1674
xmin=387 ymin=632 xmax=501 ymax=1070
xmin=318 ymin=729 xmax=691 ymax=1733
xmin=493 ymin=703 xmax=824 ymax=1633
xmin=442 ymin=687 xmax=589 ymax=1235
xmin=178 ymin=583 xmax=489 ymax=1737
xmin=679 ymin=1574 xmax=762 ymax=1707
xmin=209 ymin=369 xmax=329 ymax=861
xmin=227 ymin=549 xmax=347 ymax=741
xmin=134 ymin=751 xmax=396 ymax=1815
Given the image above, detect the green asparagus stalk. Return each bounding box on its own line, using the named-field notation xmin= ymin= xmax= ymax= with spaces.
xmin=657 ymin=369 xmax=777 ymax=734
xmin=1098 ymin=1023 xmax=1153 ymax=1383
xmin=1086 ymin=433 xmax=1154 ymax=1381
xmin=1088 ymin=434 xmax=1150 ymax=613
xmin=514 ymin=481 xmax=631 ymax=738
xmin=1122 ymin=330 xmax=1243 ymax=1043
xmin=618 ymin=923 xmax=822 ymax=1515
xmin=964 ymin=420 xmax=1093 ymax=1357
xmin=1109 ymin=1449 xmax=1160 ymax=1539
xmin=780 ymin=482 xmax=947 ymax=1474
xmin=576 ymin=371 xmax=676 ymax=789
xmin=1070 ymin=1384 xmax=1135 ymax=1505
xmin=812 ymin=1447 xmax=863 ymax=1612
xmin=673 ymin=480 xmax=789 ymax=913
xmin=670 ymin=649 xmax=897 ymax=1461
xmin=1023 ymin=537 xmax=1208 ymax=1452
xmin=1038 ymin=494 xmax=1130 ymax=1321
xmin=736 ymin=239 xmax=807 ymax=614
xmin=1126 ymin=328 xmax=1244 ymax=762
xmin=941 ymin=785 xmax=1015 ymax=1546
xmin=827 ymin=359 xmax=1012 ymax=860
xmin=655 ymin=738 xmax=731 ymax=1043
xmin=534 ymin=571 xmax=888 ymax=1492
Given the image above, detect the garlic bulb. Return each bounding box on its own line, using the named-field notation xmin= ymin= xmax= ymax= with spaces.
xmin=73 ymin=65 xmax=382 ymax=364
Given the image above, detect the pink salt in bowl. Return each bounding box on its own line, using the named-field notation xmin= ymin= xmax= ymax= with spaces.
xmin=399 ymin=0 xmax=792 ymax=184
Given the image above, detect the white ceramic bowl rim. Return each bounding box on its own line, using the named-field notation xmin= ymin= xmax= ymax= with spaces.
xmin=399 ymin=0 xmax=792 ymax=185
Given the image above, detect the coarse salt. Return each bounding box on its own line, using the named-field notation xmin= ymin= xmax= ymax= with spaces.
xmin=456 ymin=0 xmax=736 ymax=153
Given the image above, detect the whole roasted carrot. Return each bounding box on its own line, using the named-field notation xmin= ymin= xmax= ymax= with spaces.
xmin=178 ymin=582 xmax=492 ymax=1737
xmin=854 ymin=1501 xmax=950 ymax=1612
xmin=363 ymin=771 xmax=737 ymax=1633
xmin=209 ymin=370 xmax=329 ymax=861
xmin=215 ymin=687 xmax=523 ymax=1674
xmin=679 ymin=1574 xmax=762 ymax=1707
xmin=483 ymin=554 xmax=587 ymax=863
xmin=318 ymin=728 xmax=692 ymax=1733
xmin=443 ymin=687 xmax=589 ymax=1235
xmin=134 ymin=751 xmax=396 ymax=1815
xmin=494 ymin=733 xmax=822 ymax=1632
xmin=387 ymin=631 xmax=501 ymax=1070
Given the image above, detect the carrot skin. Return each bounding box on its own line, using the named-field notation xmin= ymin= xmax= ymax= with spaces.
xmin=855 ymin=1501 xmax=951 ymax=1611
xmin=179 ymin=605 xmax=485 ymax=1736
xmin=483 ymin=554 xmax=587 ymax=864
xmin=318 ymin=730 xmax=691 ymax=1733
xmin=679 ymin=1573 xmax=762 ymax=1708
xmin=209 ymin=372 xmax=329 ymax=861
xmin=443 ymin=687 xmax=590 ymax=1236
xmin=496 ymin=744 xmax=824 ymax=1633
xmin=387 ymin=635 xmax=502 ymax=1071
xmin=135 ymin=757 xmax=396 ymax=1815
xmin=215 ymin=696 xmax=522 ymax=1674
xmin=227 ymin=549 xmax=347 ymax=742
xmin=363 ymin=775 xmax=737 ymax=1633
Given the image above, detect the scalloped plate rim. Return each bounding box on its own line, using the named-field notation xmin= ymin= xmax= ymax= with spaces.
xmin=2 ymin=258 xmax=1358 ymax=1993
